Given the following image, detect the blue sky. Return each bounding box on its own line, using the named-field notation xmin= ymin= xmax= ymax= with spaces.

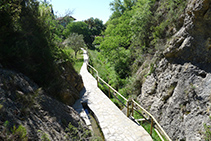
xmin=49 ymin=0 xmax=113 ymax=23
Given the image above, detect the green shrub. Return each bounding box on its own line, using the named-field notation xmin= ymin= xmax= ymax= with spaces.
xmin=38 ymin=130 xmax=50 ymax=141
xmin=203 ymin=116 xmax=211 ymax=141
xmin=1 ymin=121 xmax=28 ymax=141
xmin=11 ymin=125 xmax=28 ymax=141
xmin=0 ymin=0 xmax=80 ymax=101
xmin=0 ymin=104 xmax=3 ymax=110
xmin=65 ymin=122 xmax=91 ymax=141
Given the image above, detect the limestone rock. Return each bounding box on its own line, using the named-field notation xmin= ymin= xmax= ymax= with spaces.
xmin=138 ymin=0 xmax=211 ymax=140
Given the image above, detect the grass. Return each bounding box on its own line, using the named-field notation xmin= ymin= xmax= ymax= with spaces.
xmin=141 ymin=122 xmax=164 ymax=141
xmin=133 ymin=110 xmax=168 ymax=141
xmin=64 ymin=48 xmax=84 ymax=73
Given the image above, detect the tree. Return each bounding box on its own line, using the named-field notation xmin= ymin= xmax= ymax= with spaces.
xmin=109 ymin=0 xmax=136 ymax=20
xmin=65 ymin=33 xmax=85 ymax=58
xmin=84 ymin=17 xmax=106 ymax=36
xmin=129 ymin=0 xmax=155 ymax=54
xmin=97 ymin=1 xmax=135 ymax=80
xmin=63 ymin=21 xmax=92 ymax=45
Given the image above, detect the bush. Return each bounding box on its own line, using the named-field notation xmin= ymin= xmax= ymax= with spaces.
xmin=0 ymin=0 xmax=56 ymax=86
xmin=1 ymin=121 xmax=28 ymax=141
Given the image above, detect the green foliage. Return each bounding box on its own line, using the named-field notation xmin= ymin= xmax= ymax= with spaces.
xmin=89 ymin=49 xmax=119 ymax=89
xmin=16 ymin=88 xmax=42 ymax=116
xmin=109 ymin=0 xmax=136 ymax=20
xmin=65 ymin=122 xmax=91 ymax=141
xmin=141 ymin=122 xmax=163 ymax=141
xmin=144 ymin=63 xmax=156 ymax=78
xmin=64 ymin=18 xmax=105 ymax=47
xmin=99 ymin=7 xmax=134 ymax=82
xmin=64 ymin=48 xmax=84 ymax=73
xmin=204 ymin=123 xmax=211 ymax=141
xmin=38 ymin=130 xmax=50 ymax=141
xmin=0 ymin=104 xmax=3 ymax=110
xmin=93 ymin=0 xmax=188 ymax=99
xmin=93 ymin=36 xmax=104 ymax=45
xmin=203 ymin=116 xmax=211 ymax=141
xmin=1 ymin=121 xmax=28 ymax=141
xmin=84 ymin=17 xmax=106 ymax=36
xmin=63 ymin=21 xmax=93 ymax=46
xmin=64 ymin=33 xmax=85 ymax=58
xmin=130 ymin=0 xmax=154 ymax=48
xmin=11 ymin=125 xmax=28 ymax=141
xmin=152 ymin=0 xmax=187 ymax=42
xmin=0 ymin=0 xmax=80 ymax=100
xmin=0 ymin=0 xmax=55 ymax=86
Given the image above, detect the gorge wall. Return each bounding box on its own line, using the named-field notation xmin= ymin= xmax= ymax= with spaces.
xmin=137 ymin=0 xmax=211 ymax=140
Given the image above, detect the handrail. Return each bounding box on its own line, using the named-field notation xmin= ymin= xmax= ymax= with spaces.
xmin=132 ymin=100 xmax=172 ymax=141
xmin=98 ymin=77 xmax=128 ymax=102
xmin=87 ymin=63 xmax=99 ymax=86
xmin=87 ymin=63 xmax=172 ymax=141
xmin=87 ymin=63 xmax=98 ymax=75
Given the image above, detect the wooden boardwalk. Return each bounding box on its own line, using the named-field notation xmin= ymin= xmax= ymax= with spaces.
xmin=74 ymin=49 xmax=152 ymax=141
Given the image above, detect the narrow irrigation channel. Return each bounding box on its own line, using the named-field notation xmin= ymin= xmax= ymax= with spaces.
xmin=82 ymin=103 xmax=105 ymax=141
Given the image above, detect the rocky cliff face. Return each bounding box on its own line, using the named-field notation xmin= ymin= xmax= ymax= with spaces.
xmin=0 ymin=68 xmax=87 ymax=140
xmin=137 ymin=0 xmax=211 ymax=140
xmin=57 ymin=62 xmax=84 ymax=106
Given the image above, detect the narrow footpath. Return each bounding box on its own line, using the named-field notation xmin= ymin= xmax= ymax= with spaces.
xmin=73 ymin=49 xmax=152 ymax=141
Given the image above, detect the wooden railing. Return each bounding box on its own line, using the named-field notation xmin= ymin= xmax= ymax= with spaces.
xmin=87 ymin=63 xmax=172 ymax=141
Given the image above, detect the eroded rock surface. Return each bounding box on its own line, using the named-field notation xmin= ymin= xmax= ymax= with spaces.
xmin=0 ymin=69 xmax=88 ymax=140
xmin=138 ymin=0 xmax=211 ymax=140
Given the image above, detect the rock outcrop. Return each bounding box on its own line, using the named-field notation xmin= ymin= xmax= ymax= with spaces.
xmin=0 ymin=68 xmax=88 ymax=140
xmin=137 ymin=0 xmax=211 ymax=140
xmin=57 ymin=62 xmax=84 ymax=105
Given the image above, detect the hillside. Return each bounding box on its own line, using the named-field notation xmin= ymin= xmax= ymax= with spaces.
xmin=0 ymin=1 xmax=88 ymax=140
xmin=0 ymin=68 xmax=88 ymax=140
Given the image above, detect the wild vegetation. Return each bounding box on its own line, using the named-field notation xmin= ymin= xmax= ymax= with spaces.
xmin=0 ymin=0 xmax=67 ymax=97
xmin=0 ymin=0 xmax=105 ymax=99
xmin=2 ymin=0 xmax=209 ymax=140
xmin=1 ymin=121 xmax=28 ymax=141
xmin=0 ymin=0 xmax=105 ymax=139
xmin=90 ymin=0 xmax=188 ymax=99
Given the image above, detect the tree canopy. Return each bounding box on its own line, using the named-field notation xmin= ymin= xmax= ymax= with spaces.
xmin=65 ymin=33 xmax=85 ymax=58
xmin=0 ymin=0 xmax=81 ymax=98
xmin=84 ymin=17 xmax=106 ymax=36
xmin=92 ymin=0 xmax=187 ymax=91
xmin=63 ymin=18 xmax=105 ymax=47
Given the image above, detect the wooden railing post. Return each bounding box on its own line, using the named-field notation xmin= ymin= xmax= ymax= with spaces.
xmin=150 ymin=118 xmax=153 ymax=136
xmin=109 ymin=87 xmax=111 ymax=98
xmin=127 ymin=100 xmax=130 ymax=117
xmin=131 ymin=100 xmax=134 ymax=117
xmin=97 ymin=78 xmax=99 ymax=87
xmin=97 ymin=72 xmax=99 ymax=87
